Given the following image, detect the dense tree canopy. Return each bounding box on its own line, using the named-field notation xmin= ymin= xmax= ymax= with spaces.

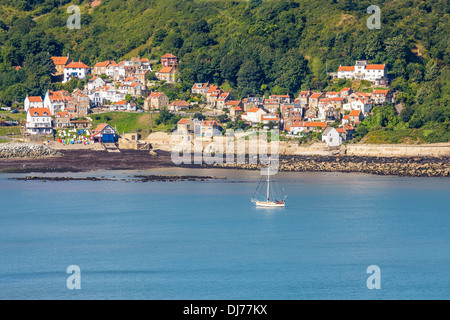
xmin=0 ymin=0 xmax=448 ymax=141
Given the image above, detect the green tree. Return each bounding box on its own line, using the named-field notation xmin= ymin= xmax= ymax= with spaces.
xmin=237 ymin=60 xmax=263 ymax=97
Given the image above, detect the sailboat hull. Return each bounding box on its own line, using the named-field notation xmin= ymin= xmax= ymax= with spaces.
xmin=252 ymin=199 xmax=286 ymax=207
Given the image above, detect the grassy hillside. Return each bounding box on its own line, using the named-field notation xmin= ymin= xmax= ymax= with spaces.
xmin=91 ymin=111 xmax=154 ymax=136
xmin=0 ymin=0 xmax=448 ymax=142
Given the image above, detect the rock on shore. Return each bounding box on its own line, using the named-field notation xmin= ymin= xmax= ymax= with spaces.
xmin=211 ymin=155 xmax=450 ymax=177
xmin=0 ymin=143 xmax=62 ymax=159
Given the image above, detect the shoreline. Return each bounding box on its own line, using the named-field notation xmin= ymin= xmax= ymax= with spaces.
xmin=0 ymin=149 xmax=449 ymax=177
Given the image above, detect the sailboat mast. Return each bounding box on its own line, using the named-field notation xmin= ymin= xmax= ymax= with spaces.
xmin=266 ymin=168 xmax=270 ymax=200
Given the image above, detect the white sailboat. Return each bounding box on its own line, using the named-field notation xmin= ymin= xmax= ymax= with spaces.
xmin=251 ymin=163 xmax=286 ymax=208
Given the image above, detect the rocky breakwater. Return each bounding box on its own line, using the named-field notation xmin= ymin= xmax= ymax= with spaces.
xmin=214 ymin=155 xmax=450 ymax=177
xmin=0 ymin=143 xmax=62 ymax=159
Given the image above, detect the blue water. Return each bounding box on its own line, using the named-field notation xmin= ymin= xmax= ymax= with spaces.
xmin=0 ymin=168 xmax=449 ymax=300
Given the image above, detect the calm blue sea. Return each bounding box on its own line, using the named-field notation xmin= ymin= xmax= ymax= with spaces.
xmin=0 ymin=168 xmax=449 ymax=300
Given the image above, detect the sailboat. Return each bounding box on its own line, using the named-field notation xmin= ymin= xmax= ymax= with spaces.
xmin=251 ymin=162 xmax=286 ymax=208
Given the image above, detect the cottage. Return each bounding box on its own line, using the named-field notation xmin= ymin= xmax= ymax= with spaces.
xmin=86 ymin=76 xmax=106 ymax=91
xmin=217 ymin=92 xmax=232 ymax=109
xmin=284 ymin=121 xmax=327 ymax=135
xmin=168 ymin=100 xmax=191 ymax=111
xmin=295 ymin=91 xmax=311 ymax=106
xmin=26 ymin=108 xmax=53 ymax=135
xmin=200 ymin=120 xmax=220 ymax=138
xmin=161 ymin=53 xmax=178 ymax=68
xmin=90 ymin=123 xmax=116 ymax=143
xmin=51 ymin=54 xmax=71 ymax=76
xmin=263 ymin=98 xmax=280 ymax=114
xmin=155 ymin=66 xmax=178 ymax=83
xmin=229 ymin=106 xmax=243 ymax=120
xmin=348 ymin=110 xmax=364 ymax=124
xmin=371 ymin=90 xmax=393 ymax=104
xmin=92 ymin=60 xmax=114 ymax=76
xmin=261 ymin=113 xmax=280 ymax=127
xmin=24 ymin=95 xmax=43 ymax=112
xmin=54 ymin=111 xmax=71 ymax=128
xmin=63 ymin=61 xmax=91 ymax=83
xmin=336 ymin=60 xmax=388 ymax=84
xmin=322 ymin=127 xmax=347 ymax=147
xmin=144 ymin=92 xmax=169 ymax=110
xmin=242 ymin=97 xmax=264 ymax=111
xmin=191 ymin=83 xmax=209 ymax=95
xmin=44 ymin=90 xmax=70 ymax=115
xmin=241 ymin=107 xmax=267 ymax=125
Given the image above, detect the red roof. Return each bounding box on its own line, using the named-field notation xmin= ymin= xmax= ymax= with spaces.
xmin=232 ymin=106 xmax=243 ymax=111
xmin=178 ymin=119 xmax=191 ymax=124
xmin=202 ymin=120 xmax=219 ymax=127
xmin=94 ymin=61 xmax=111 ymax=67
xmin=366 ymin=64 xmax=385 ymax=70
xmin=247 ymin=107 xmax=262 ymax=113
xmin=94 ymin=123 xmax=112 ymax=133
xmin=225 ymin=100 xmax=241 ymax=106
xmin=170 ymin=100 xmax=190 ymax=107
xmin=55 ymin=111 xmax=70 ymax=118
xmin=349 ymin=110 xmax=361 ymax=117
xmin=336 ymin=128 xmax=346 ymax=133
xmin=29 ymin=108 xmax=51 ymax=117
xmin=290 ymin=121 xmax=327 ymax=128
xmin=161 ymin=53 xmax=177 ymax=59
xmin=159 ymin=66 xmax=174 ymax=73
xmin=372 ymin=89 xmax=389 ymax=95
xmin=27 ymin=96 xmax=43 ymax=103
xmin=192 ymin=83 xmax=209 ymax=90
xmin=51 ymin=56 xmax=70 ymax=65
xmin=338 ymin=66 xmax=355 ymax=72
xmin=65 ymin=61 xmax=90 ymax=69
xmin=147 ymin=92 xmax=165 ymax=100
xmin=310 ymin=93 xmax=322 ymax=99
xmin=48 ymin=91 xmax=69 ymax=102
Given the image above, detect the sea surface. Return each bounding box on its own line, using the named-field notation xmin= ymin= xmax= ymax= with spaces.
xmin=0 ymin=168 xmax=449 ymax=300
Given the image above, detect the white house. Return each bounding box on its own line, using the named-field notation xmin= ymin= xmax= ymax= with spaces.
xmin=336 ymin=60 xmax=387 ymax=84
xmin=322 ymin=127 xmax=347 ymax=147
xmin=241 ymin=107 xmax=267 ymax=124
xmin=191 ymin=83 xmax=209 ymax=95
xmin=343 ymin=98 xmax=373 ymax=114
xmin=24 ymin=95 xmax=43 ymax=112
xmin=63 ymin=61 xmax=91 ymax=83
xmin=26 ymin=108 xmax=53 ymax=135
xmin=86 ymin=76 xmax=106 ymax=91
xmin=43 ymin=90 xmax=69 ymax=115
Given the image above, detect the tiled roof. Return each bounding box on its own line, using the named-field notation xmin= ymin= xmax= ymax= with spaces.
xmin=27 ymin=96 xmax=43 ymax=103
xmin=162 ymin=53 xmax=177 ymax=59
xmin=365 ymin=64 xmax=385 ymax=70
xmin=338 ymin=66 xmax=355 ymax=72
xmin=65 ymin=61 xmax=90 ymax=69
xmin=29 ymin=108 xmax=51 ymax=117
xmin=51 ymin=56 xmax=69 ymax=65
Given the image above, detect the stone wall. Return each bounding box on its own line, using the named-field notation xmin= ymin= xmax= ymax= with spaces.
xmin=342 ymin=143 xmax=450 ymax=157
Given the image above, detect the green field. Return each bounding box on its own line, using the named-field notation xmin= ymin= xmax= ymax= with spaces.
xmin=0 ymin=139 xmax=10 ymax=144
xmin=0 ymin=126 xmax=21 ymax=136
xmin=363 ymin=127 xmax=450 ymax=144
xmin=90 ymin=112 xmax=156 ymax=137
